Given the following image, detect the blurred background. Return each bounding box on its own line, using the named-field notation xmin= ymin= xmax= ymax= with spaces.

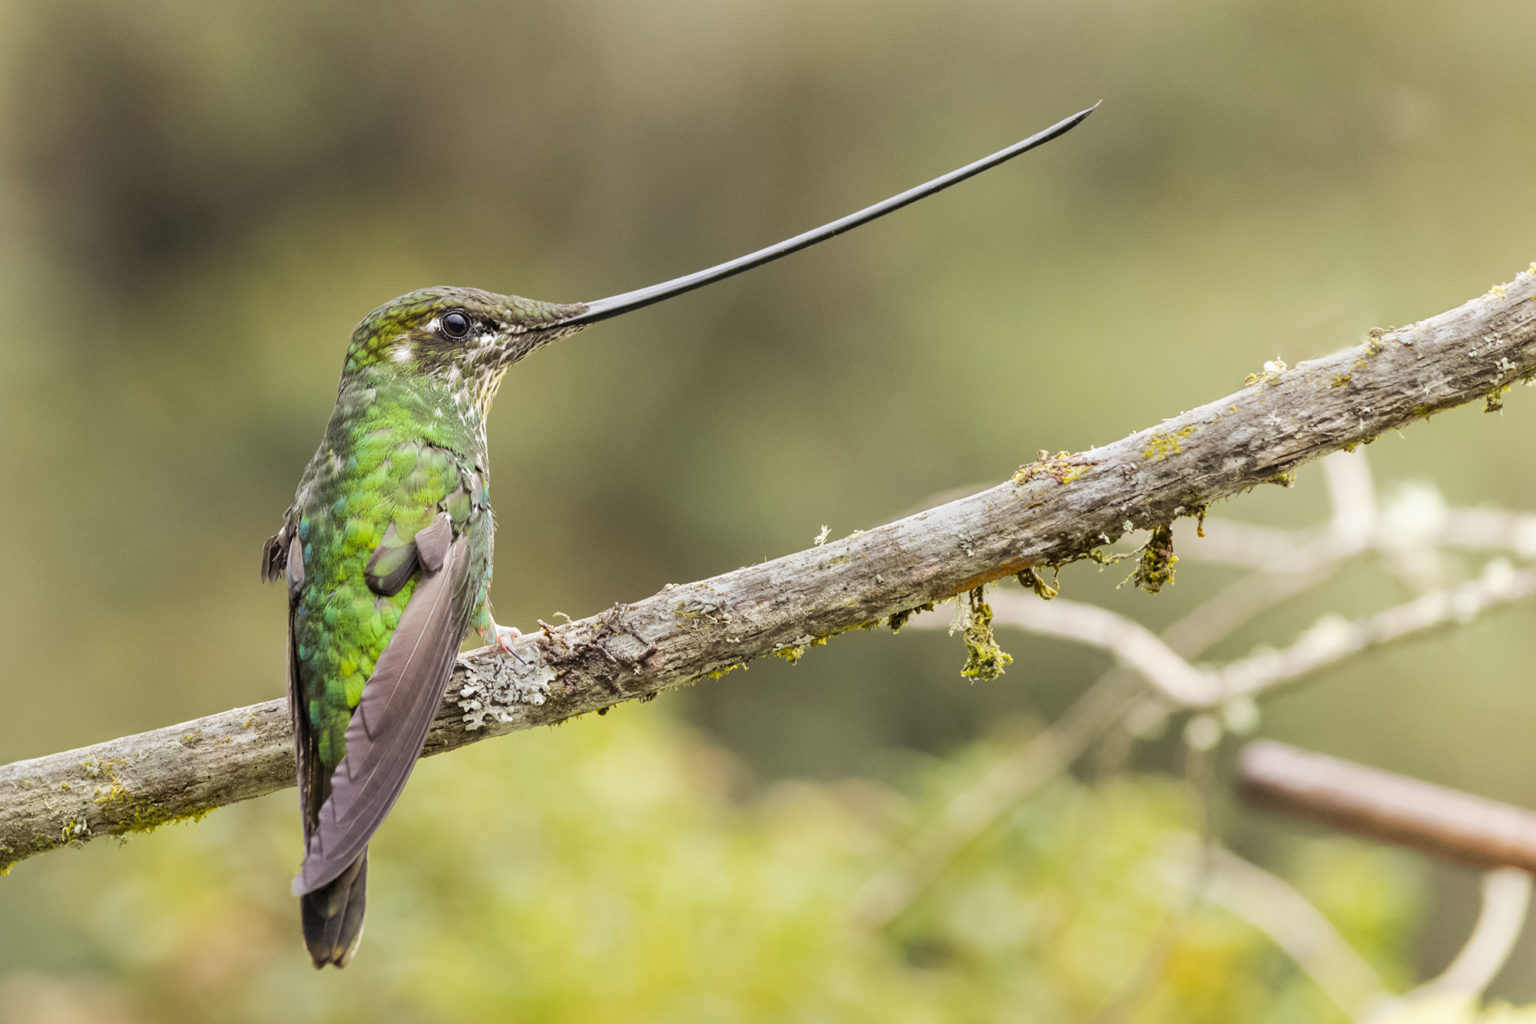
xmin=3 ymin=1 xmax=1536 ymax=1020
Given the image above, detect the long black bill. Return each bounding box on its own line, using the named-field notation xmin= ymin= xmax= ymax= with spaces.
xmin=557 ymin=102 xmax=1098 ymax=328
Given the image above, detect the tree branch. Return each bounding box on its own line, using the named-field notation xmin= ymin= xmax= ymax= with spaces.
xmin=4 ymin=266 xmax=1534 ymax=873
xmin=1238 ymin=741 xmax=1536 ymax=873
xmin=1171 ymin=838 xmax=1390 ymax=1014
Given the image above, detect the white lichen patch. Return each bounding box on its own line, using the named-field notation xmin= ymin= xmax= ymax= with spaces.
xmin=1244 ymin=357 xmax=1289 ymax=387
xmin=947 ymin=592 xmax=971 ymax=636
xmin=457 ymin=651 xmax=555 ymax=730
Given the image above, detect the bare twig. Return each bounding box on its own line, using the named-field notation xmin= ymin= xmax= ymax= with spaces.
xmin=857 ymin=531 xmax=1536 ymax=934
xmin=1238 ymin=741 xmax=1536 ymax=873
xmin=918 ymin=593 xmax=1220 ymax=704
xmin=1067 ymin=452 xmax=1380 ymax=766
xmin=1189 ymin=841 xmax=1390 ymax=1014
xmin=1184 ymin=478 xmax=1536 ymax=573
xmin=1246 ymin=744 xmax=1535 ymax=1016
xmin=1160 ymin=452 xmax=1376 ymax=656
xmin=4 ymin=266 xmax=1536 ymax=872
xmin=1410 ymin=868 xmax=1532 ymax=1000
xmin=931 ymin=563 xmax=1536 ymax=712
xmin=1217 ymin=560 xmax=1536 ymax=703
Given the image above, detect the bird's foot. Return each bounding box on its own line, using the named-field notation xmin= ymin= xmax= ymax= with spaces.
xmin=493 ymin=623 xmax=526 ymax=665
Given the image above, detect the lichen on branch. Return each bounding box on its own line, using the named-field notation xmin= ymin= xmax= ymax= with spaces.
xmin=3 ymin=265 xmax=1535 ymax=871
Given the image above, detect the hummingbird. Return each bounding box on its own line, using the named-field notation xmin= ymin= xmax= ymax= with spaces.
xmin=261 ymin=104 xmax=1095 ymax=968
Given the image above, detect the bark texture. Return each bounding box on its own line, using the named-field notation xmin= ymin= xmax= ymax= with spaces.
xmin=3 ymin=266 xmax=1534 ymax=873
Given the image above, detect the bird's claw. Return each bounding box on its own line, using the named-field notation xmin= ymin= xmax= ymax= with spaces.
xmin=493 ymin=624 xmax=526 ymax=665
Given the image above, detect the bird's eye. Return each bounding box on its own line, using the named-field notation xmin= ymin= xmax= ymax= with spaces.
xmin=440 ymin=310 xmax=472 ymax=339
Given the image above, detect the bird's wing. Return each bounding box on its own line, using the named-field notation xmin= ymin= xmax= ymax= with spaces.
xmin=291 ymin=510 xmax=475 ymax=895
xmin=269 ymin=528 xmax=335 ymax=846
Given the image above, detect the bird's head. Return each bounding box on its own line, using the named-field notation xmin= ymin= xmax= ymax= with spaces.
xmin=343 ymin=286 xmax=584 ymax=410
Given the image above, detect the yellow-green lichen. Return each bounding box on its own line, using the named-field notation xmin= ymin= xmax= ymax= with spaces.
xmin=1343 ymin=330 xmax=1390 ymax=379
xmin=1016 ymin=567 xmax=1059 ymax=600
xmin=958 ymin=586 xmax=1012 ymax=681
xmin=1014 ymin=451 xmax=1092 ymax=486
xmin=1244 ymin=358 xmax=1288 ymax=388
xmin=672 ymin=592 xmax=728 ymax=631
xmin=83 ymin=755 xmax=212 ymax=837
xmin=1129 ymin=523 xmax=1178 ymax=593
xmin=1141 ymin=425 xmax=1197 ymax=462
xmin=761 ymin=611 xmax=886 ymax=665
xmin=774 ymin=624 xmax=858 ymax=664
xmin=1087 ymin=547 xmax=1133 ymax=568
xmin=1486 ymin=385 xmax=1510 ymax=413
xmin=888 ymin=601 xmax=936 ymax=634
xmin=1192 ymin=502 xmax=1209 ymax=538
xmin=774 ymin=643 xmax=809 ymax=664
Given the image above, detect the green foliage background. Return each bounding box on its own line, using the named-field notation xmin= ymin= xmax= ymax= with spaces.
xmin=2 ymin=1 xmax=1536 ymax=1019
xmin=0 ymin=712 xmax=1434 ymax=1022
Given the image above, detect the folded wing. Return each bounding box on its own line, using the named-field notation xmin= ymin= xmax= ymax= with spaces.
xmin=291 ymin=511 xmax=475 ymax=895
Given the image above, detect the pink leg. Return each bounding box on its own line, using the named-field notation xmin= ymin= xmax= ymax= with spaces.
xmin=491 ymin=622 xmax=525 ymax=665
xmin=493 ymin=623 xmax=522 ymax=653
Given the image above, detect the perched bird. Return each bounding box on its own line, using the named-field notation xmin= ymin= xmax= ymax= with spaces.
xmin=262 ymin=105 xmax=1094 ymax=968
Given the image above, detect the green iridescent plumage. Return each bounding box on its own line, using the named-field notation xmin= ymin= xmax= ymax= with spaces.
xmin=264 ymin=287 xmax=583 ymax=968
xmin=294 ymin=442 xmax=470 ymax=760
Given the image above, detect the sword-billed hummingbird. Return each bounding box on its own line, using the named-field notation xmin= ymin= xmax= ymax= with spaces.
xmin=262 ymin=104 xmax=1095 ymax=968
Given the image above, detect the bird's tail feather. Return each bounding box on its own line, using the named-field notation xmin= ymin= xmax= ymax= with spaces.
xmin=300 ymin=850 xmax=368 ymax=969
